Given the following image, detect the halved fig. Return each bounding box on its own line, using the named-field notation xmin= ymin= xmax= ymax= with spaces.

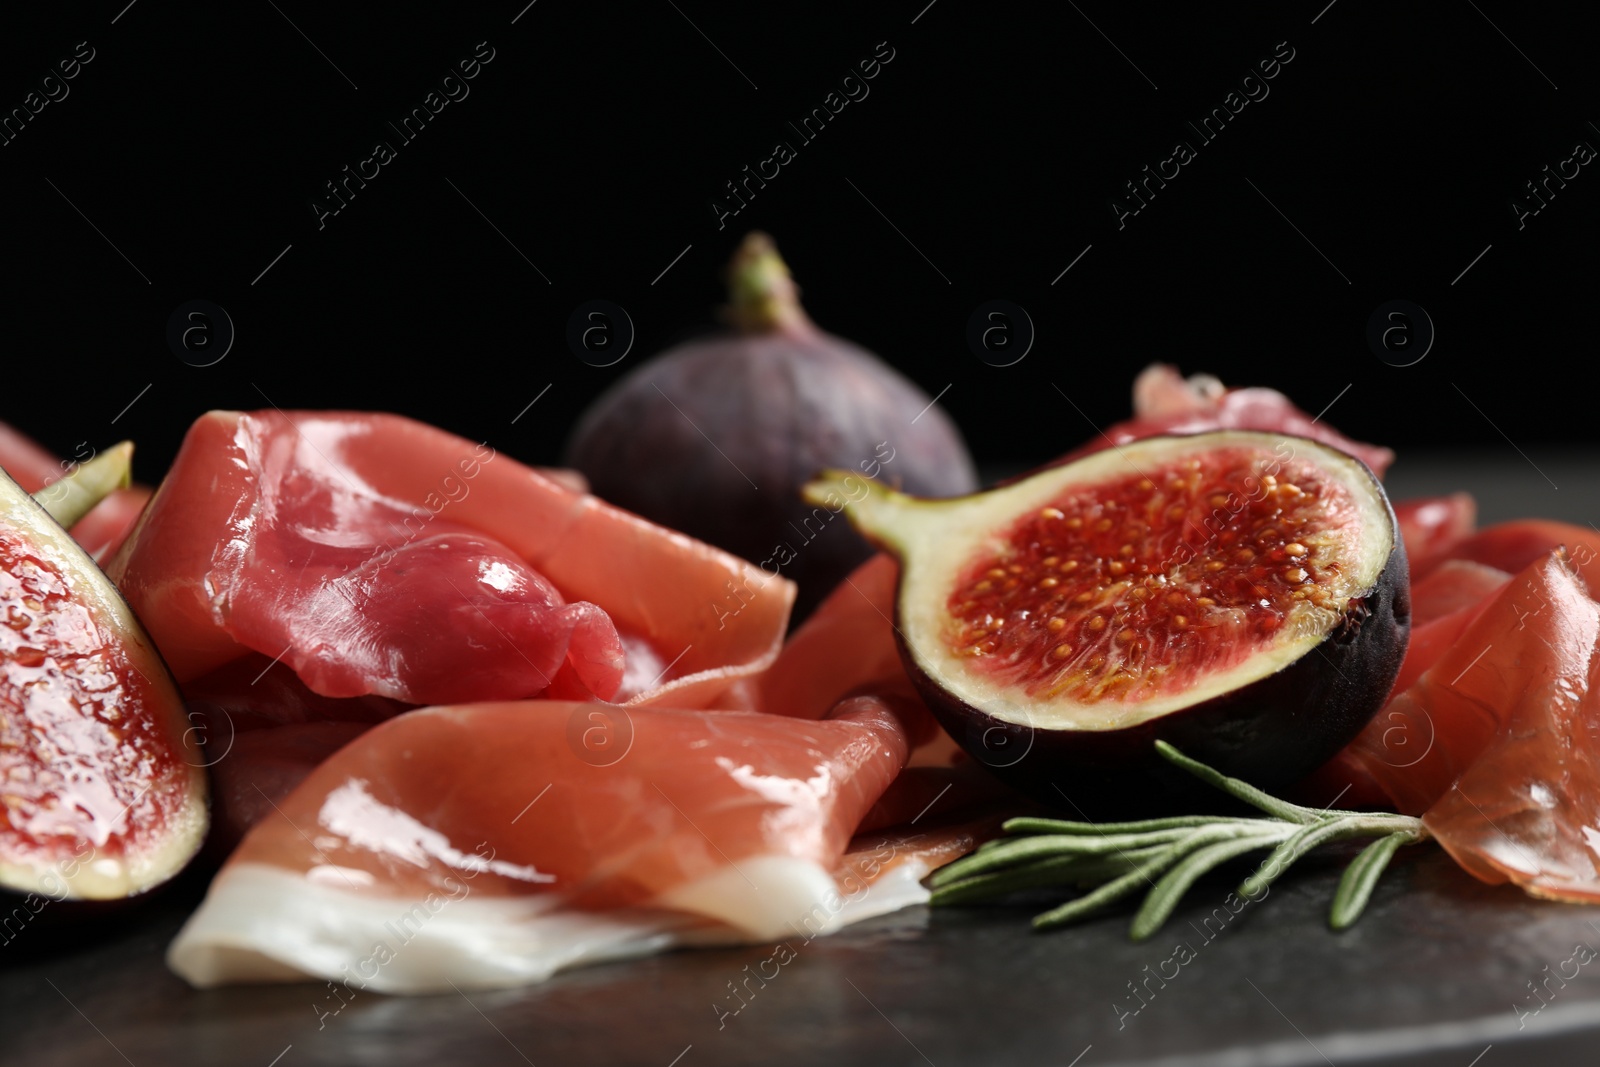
xmin=1 ymin=464 xmax=206 ymax=900
xmin=806 ymin=431 xmax=1409 ymax=812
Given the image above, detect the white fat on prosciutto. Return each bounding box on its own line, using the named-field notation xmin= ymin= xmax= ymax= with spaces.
xmin=169 ymin=696 xmax=978 ymax=992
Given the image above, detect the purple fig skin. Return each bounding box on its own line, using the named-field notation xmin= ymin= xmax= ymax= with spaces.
xmin=565 ymin=235 xmax=977 ymax=620
xmin=896 ymin=471 xmax=1412 ymax=818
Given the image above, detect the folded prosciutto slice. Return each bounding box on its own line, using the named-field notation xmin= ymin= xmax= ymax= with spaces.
xmin=108 ymin=411 xmax=792 ymax=709
xmin=1063 ymin=364 xmax=1394 ymax=476
xmin=726 ymin=552 xmax=972 ymax=773
xmin=107 ymin=411 xmax=795 ymax=852
xmin=1338 ymin=551 xmax=1592 ymax=812
xmin=1440 ymin=518 xmax=1600 ymax=591
xmin=169 ymin=693 xmax=952 ymax=991
xmin=1294 ymin=559 xmax=1507 ymax=809
xmin=0 ymin=420 xmax=62 ymax=490
xmin=1393 ymin=493 xmax=1477 ymax=576
xmin=1388 ymin=560 xmax=1511 ymax=696
xmin=67 ymin=486 xmax=151 ymax=564
xmin=183 ymin=654 xmax=408 ymax=852
xmin=736 ymin=553 xmax=906 ymax=718
xmin=1316 ymin=550 xmax=1600 ymax=902
xmin=1416 ymin=553 xmax=1600 ymax=902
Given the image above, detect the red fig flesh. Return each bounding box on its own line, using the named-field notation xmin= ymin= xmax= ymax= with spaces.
xmin=0 ymin=466 xmax=206 ymax=899
xmin=809 ymin=431 xmax=1409 ymax=811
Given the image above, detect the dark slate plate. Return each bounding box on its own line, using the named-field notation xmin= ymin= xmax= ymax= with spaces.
xmin=4 ymin=454 xmax=1598 ymax=1067
xmin=7 ymin=850 xmax=1600 ymax=1067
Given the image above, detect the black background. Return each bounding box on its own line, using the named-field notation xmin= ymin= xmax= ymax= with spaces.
xmin=2 ymin=1 xmax=1594 ymax=479
xmin=6 ymin=9 xmax=1600 ymax=1064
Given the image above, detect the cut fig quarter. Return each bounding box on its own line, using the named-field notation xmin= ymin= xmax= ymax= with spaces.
xmin=0 ymin=464 xmax=207 ymax=900
xmin=805 ymin=431 xmax=1410 ymax=814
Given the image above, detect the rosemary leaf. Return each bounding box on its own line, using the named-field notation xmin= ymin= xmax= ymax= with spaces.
xmin=930 ymin=744 xmax=1434 ymax=939
xmin=1032 ymin=853 xmax=1178 ymax=931
xmin=1239 ymin=818 xmax=1366 ymax=899
xmin=1128 ymin=830 xmax=1289 ymax=941
xmin=1330 ymin=829 xmax=1424 ymax=930
xmin=930 ymin=828 xmax=1193 ymax=887
xmin=1028 ymin=822 xmax=1285 ymax=933
xmin=1153 ymin=741 xmax=1323 ymax=824
xmin=929 ymin=846 xmax=1168 ymax=906
xmin=1002 ymin=814 xmax=1237 ymax=836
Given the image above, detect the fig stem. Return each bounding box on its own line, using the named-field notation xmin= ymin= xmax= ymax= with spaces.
xmin=30 ymin=441 xmax=133 ymax=528
xmin=928 ymin=742 xmax=1433 ymax=939
xmin=725 ymin=231 xmax=813 ymax=336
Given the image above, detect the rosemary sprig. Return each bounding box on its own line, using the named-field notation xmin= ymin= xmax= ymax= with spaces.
xmin=930 ymin=740 xmax=1429 ymax=938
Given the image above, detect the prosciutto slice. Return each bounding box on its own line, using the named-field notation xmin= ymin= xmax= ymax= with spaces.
xmin=1393 ymin=493 xmax=1477 ymax=575
xmin=107 ymin=411 xmax=795 ymax=851
xmin=1063 ymin=364 xmax=1395 ymax=476
xmin=1364 ymin=551 xmax=1596 ymax=811
xmin=183 ymin=655 xmax=407 ymax=852
xmin=1440 ymin=519 xmax=1600 ymax=591
xmin=736 ymin=553 xmax=906 ymax=718
xmin=1321 ymin=553 xmax=1600 ymax=898
xmin=1304 ymin=552 xmax=1600 ymax=904
xmin=107 ymin=412 xmax=621 ymax=703
xmin=108 ymin=411 xmax=792 ymax=708
xmin=1416 ymin=554 xmax=1600 ymax=901
xmin=1390 ymin=561 xmax=1511 ymax=695
xmin=169 ymin=693 xmax=939 ymax=991
xmin=0 ymin=420 xmax=62 ymax=490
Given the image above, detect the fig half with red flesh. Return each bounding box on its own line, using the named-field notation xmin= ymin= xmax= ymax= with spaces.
xmin=806 ymin=431 xmax=1409 ymax=813
xmin=1 ymin=465 xmax=206 ymax=900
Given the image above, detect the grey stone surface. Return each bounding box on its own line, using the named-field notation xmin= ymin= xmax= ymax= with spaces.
xmin=6 ymin=456 xmax=1600 ymax=1067
xmin=6 ymin=850 xmax=1600 ymax=1067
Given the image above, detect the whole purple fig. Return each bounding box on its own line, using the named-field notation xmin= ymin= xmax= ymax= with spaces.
xmin=564 ymin=233 xmax=978 ymax=620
